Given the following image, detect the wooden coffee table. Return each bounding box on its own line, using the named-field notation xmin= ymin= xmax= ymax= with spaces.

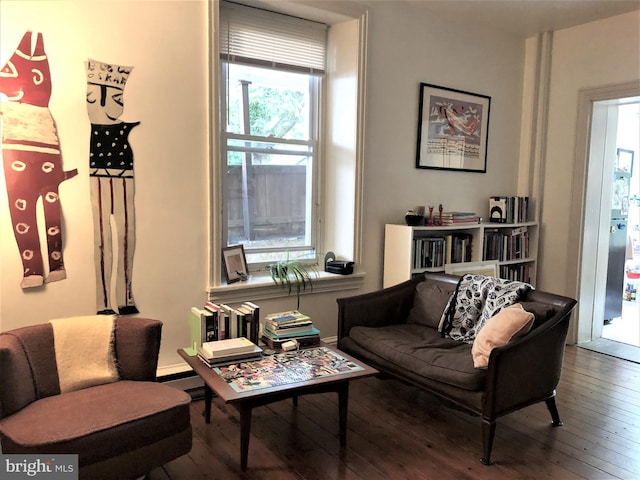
xmin=178 ymin=345 xmax=377 ymax=470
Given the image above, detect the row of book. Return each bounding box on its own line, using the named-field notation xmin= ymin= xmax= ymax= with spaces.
xmin=499 ymin=264 xmax=532 ymax=284
xmin=261 ymin=310 xmax=321 ymax=349
xmin=483 ymin=226 xmax=530 ymax=262
xmin=190 ymin=300 xmax=261 ymax=346
xmin=488 ymin=196 xmax=530 ymax=224
xmin=412 ymin=233 xmax=473 ymax=269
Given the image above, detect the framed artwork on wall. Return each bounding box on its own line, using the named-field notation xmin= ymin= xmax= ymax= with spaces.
xmin=222 ymin=245 xmax=249 ymax=283
xmin=616 ymin=148 xmax=634 ymax=174
xmin=416 ymin=83 xmax=491 ymax=173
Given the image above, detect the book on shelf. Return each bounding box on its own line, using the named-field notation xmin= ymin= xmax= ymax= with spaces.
xmin=200 ymin=336 xmax=257 ymax=358
xmin=483 ymin=227 xmax=529 ymax=262
xmin=489 ymin=196 xmax=529 ymax=223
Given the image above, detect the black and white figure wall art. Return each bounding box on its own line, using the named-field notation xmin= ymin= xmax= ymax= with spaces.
xmin=0 ymin=31 xmax=78 ymax=289
xmin=86 ymin=59 xmax=140 ymax=315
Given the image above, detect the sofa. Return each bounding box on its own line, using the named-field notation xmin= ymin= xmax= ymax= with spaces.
xmin=337 ymin=272 xmax=577 ymax=465
xmin=0 ymin=317 xmax=193 ymax=480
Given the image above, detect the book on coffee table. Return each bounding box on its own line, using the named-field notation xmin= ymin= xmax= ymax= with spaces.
xmin=200 ymin=337 xmax=257 ymax=358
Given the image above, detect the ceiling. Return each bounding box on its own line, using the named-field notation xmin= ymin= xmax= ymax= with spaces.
xmin=255 ymin=0 xmax=640 ymax=38
xmin=376 ymin=0 xmax=640 ymax=38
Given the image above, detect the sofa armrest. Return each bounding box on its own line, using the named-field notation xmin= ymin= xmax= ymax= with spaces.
xmin=114 ymin=318 xmax=162 ymax=381
xmin=337 ymin=276 xmax=422 ymax=348
xmin=482 ymin=294 xmax=577 ymax=419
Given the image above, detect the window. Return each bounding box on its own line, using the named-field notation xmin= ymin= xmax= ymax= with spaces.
xmin=219 ymin=1 xmax=327 ymax=267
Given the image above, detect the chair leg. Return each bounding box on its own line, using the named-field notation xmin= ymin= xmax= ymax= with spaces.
xmin=545 ymin=397 xmax=563 ymax=426
xmin=481 ymin=418 xmax=496 ymax=465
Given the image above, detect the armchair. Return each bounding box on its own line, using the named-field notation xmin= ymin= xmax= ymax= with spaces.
xmin=0 ymin=317 xmax=192 ymax=479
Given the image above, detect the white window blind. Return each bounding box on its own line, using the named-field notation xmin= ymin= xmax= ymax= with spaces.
xmin=220 ymin=1 xmax=327 ymax=75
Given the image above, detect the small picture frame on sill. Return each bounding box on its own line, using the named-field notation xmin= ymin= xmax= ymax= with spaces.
xmin=222 ymin=245 xmax=249 ymax=284
xmin=416 ymin=83 xmax=490 ymax=173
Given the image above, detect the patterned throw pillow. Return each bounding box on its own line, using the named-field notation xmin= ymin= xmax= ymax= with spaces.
xmin=438 ymin=274 xmax=532 ymax=343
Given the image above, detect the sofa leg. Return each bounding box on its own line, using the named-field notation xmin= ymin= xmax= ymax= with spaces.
xmin=545 ymin=397 xmax=563 ymax=426
xmin=480 ymin=419 xmax=496 ymax=465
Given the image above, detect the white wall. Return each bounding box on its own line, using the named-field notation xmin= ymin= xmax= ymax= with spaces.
xmin=535 ymin=11 xmax=640 ymax=298
xmin=0 ymin=0 xmax=209 ymax=370
xmin=0 ymin=0 xmax=526 ymax=371
xmin=359 ymin=2 xmax=525 ymax=293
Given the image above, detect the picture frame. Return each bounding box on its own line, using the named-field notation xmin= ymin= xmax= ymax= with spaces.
xmin=416 ymin=83 xmax=491 ymax=173
xmin=222 ymin=245 xmax=249 ymax=283
xmin=616 ymin=148 xmax=634 ymax=174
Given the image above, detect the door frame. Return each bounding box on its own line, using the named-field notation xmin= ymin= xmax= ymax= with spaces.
xmin=568 ymin=81 xmax=640 ymax=344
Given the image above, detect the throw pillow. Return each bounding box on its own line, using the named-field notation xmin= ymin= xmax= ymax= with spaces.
xmin=407 ymin=280 xmax=455 ymax=328
xmin=439 ymin=274 xmax=532 ymax=343
xmin=471 ymin=303 xmax=534 ymax=369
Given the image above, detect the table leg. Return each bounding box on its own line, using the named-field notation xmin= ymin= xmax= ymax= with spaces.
xmin=239 ymin=404 xmax=252 ymax=471
xmin=338 ymin=382 xmax=349 ymax=446
xmin=204 ymin=384 xmax=212 ymax=424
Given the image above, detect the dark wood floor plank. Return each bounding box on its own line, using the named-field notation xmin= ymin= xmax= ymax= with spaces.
xmin=151 ymin=345 xmax=640 ymax=479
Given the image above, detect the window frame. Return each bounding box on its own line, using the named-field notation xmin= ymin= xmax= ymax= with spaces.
xmin=208 ymin=0 xmax=368 ymax=298
xmin=219 ymin=60 xmax=322 ymax=270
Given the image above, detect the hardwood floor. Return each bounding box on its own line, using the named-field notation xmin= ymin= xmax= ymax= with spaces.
xmin=149 ymin=346 xmax=640 ymax=479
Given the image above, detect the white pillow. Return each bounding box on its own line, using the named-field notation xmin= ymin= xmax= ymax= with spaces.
xmin=471 ymin=303 xmax=534 ymax=369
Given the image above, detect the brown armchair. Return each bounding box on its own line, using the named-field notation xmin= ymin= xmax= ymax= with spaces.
xmin=0 ymin=317 xmax=192 ymax=479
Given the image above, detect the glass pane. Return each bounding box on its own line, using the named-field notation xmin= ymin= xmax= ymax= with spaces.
xmin=226 ymin=151 xmax=312 ymax=257
xmin=226 ymin=63 xmax=310 ymax=140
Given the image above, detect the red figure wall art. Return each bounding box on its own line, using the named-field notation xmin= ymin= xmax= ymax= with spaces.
xmin=0 ymin=31 xmax=78 ymax=288
xmin=86 ymin=59 xmax=140 ymax=315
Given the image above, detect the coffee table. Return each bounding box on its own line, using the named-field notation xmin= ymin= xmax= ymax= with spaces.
xmin=178 ymin=345 xmax=377 ymax=470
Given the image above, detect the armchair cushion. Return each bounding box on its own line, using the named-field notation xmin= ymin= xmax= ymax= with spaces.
xmin=0 ymin=381 xmax=191 ymax=466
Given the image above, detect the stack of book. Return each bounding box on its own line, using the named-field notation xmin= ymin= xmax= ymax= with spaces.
xmin=198 ymin=337 xmax=263 ymax=367
xmin=261 ymin=310 xmax=321 ymax=349
xmin=439 ymin=212 xmax=480 ymax=225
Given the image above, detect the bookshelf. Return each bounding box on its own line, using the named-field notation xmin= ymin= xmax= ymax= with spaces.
xmin=383 ymin=221 xmax=538 ymax=288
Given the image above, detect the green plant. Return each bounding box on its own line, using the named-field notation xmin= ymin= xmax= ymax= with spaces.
xmin=269 ymin=254 xmax=318 ymax=310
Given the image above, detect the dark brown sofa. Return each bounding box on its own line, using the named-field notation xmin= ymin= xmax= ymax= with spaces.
xmin=0 ymin=317 xmax=192 ymax=480
xmin=337 ymin=272 xmax=577 ymax=465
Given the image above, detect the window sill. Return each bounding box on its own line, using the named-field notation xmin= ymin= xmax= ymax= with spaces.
xmin=207 ymin=270 xmax=366 ymax=304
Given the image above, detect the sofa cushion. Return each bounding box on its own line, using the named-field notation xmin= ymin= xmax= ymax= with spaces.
xmin=0 ymin=381 xmax=192 ymax=466
xmin=349 ymin=324 xmax=485 ymax=391
xmin=471 ymin=303 xmax=535 ymax=369
xmin=407 ymin=280 xmax=456 ymax=328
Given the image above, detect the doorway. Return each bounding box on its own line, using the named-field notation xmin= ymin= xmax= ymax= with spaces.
xmin=602 ymin=102 xmax=640 ymax=347
xmin=579 ymin=96 xmax=640 ymax=358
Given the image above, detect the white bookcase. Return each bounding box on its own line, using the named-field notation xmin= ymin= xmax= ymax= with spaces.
xmin=383 ymin=222 xmax=538 ymax=288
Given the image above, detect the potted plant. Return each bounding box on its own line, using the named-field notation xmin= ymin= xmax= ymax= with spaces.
xmin=269 ymin=254 xmax=318 ymax=310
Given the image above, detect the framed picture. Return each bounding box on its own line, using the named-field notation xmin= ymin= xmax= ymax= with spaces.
xmin=616 ymin=148 xmax=634 ymax=174
xmin=416 ymin=83 xmax=491 ymax=173
xmin=222 ymin=245 xmax=249 ymax=283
